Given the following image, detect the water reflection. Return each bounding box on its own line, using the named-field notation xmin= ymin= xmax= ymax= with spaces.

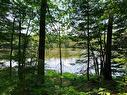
xmin=45 ymin=58 xmax=97 ymax=74
xmin=46 ymin=58 xmax=84 ymax=73
xmin=0 ymin=58 xmax=125 ymax=77
xmin=0 ymin=58 xmax=93 ymax=74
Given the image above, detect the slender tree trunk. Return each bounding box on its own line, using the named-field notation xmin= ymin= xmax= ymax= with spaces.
xmin=37 ymin=0 xmax=47 ymax=84
xmin=18 ymin=18 xmax=23 ymax=81
xmin=89 ymin=44 xmax=99 ymax=76
xmin=98 ymin=30 xmax=104 ymax=76
xmin=92 ymin=51 xmax=98 ymax=75
xmin=87 ymin=2 xmax=90 ymax=81
xmin=10 ymin=18 xmax=15 ymax=78
xmin=47 ymin=4 xmax=63 ymax=86
xmin=18 ymin=18 xmax=25 ymax=95
xmin=22 ymin=19 xmax=31 ymax=71
xmin=59 ymin=28 xmax=63 ymax=86
xmin=21 ymin=19 xmax=31 ymax=94
xmin=103 ymin=25 xmax=106 ymax=69
xmin=103 ymin=13 xmax=113 ymax=80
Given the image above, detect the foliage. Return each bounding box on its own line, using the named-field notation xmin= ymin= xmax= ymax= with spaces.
xmin=0 ymin=0 xmax=127 ymax=94
xmin=0 ymin=69 xmax=127 ymax=95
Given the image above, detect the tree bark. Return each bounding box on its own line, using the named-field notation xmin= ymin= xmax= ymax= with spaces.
xmin=18 ymin=18 xmax=23 ymax=81
xmin=37 ymin=0 xmax=47 ymax=84
xmin=87 ymin=1 xmax=90 ymax=81
xmin=9 ymin=18 xmax=15 ymax=78
xmin=59 ymin=28 xmax=63 ymax=87
xmin=103 ymin=13 xmax=113 ymax=80
xmin=18 ymin=17 xmax=25 ymax=95
xmin=98 ymin=29 xmax=104 ymax=76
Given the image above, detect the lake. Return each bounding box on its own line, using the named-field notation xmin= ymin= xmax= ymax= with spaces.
xmin=0 ymin=48 xmax=125 ymax=76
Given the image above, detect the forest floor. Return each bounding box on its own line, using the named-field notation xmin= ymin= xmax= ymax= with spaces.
xmin=0 ymin=68 xmax=127 ymax=95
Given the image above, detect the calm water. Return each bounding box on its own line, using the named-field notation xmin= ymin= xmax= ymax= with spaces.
xmin=0 ymin=48 xmax=125 ymax=76
xmin=45 ymin=58 xmax=95 ymax=74
xmin=0 ymin=58 xmax=95 ymax=74
xmin=0 ymin=58 xmax=125 ymax=77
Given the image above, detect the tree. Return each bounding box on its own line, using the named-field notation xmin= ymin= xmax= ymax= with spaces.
xmin=86 ymin=0 xmax=90 ymax=81
xmin=70 ymin=0 xmax=102 ymax=80
xmin=9 ymin=17 xmax=15 ymax=78
xmin=103 ymin=13 xmax=113 ymax=80
xmin=37 ymin=0 xmax=47 ymax=84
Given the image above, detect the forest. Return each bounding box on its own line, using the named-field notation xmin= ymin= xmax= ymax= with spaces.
xmin=0 ymin=0 xmax=127 ymax=95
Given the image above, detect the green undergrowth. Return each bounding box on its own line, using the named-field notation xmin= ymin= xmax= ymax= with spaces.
xmin=0 ymin=68 xmax=127 ymax=95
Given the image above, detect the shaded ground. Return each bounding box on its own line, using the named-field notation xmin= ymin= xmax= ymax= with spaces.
xmin=0 ymin=68 xmax=127 ymax=95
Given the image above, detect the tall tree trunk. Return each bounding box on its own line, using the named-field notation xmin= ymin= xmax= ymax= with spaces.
xmin=59 ymin=28 xmax=63 ymax=87
xmin=87 ymin=1 xmax=90 ymax=81
xmin=18 ymin=18 xmax=25 ymax=95
xmin=103 ymin=24 xmax=106 ymax=71
xmin=47 ymin=4 xmax=63 ymax=86
xmin=98 ymin=29 xmax=104 ymax=76
xmin=91 ymin=48 xmax=99 ymax=76
xmin=18 ymin=18 xmax=23 ymax=81
xmin=103 ymin=13 xmax=113 ymax=80
xmin=9 ymin=18 xmax=15 ymax=78
xmin=21 ymin=19 xmax=31 ymax=94
xmin=37 ymin=0 xmax=47 ymax=84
